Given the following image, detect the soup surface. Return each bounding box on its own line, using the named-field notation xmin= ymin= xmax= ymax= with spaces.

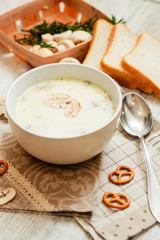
xmin=15 ymin=78 xmax=114 ymax=137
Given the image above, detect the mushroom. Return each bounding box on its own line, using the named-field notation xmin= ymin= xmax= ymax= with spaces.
xmin=52 ymin=44 xmax=67 ymax=53
xmin=38 ymin=48 xmax=54 ymax=57
xmin=59 ymin=57 xmax=81 ymax=64
xmin=46 ymin=41 xmax=58 ymax=47
xmin=70 ymin=30 xmax=92 ymax=44
xmin=41 ymin=33 xmax=54 ymax=42
xmin=53 ymin=30 xmax=72 ymax=42
xmin=58 ymin=39 xmax=75 ymax=49
xmin=33 ymin=45 xmax=41 ymax=53
xmin=33 ymin=45 xmax=54 ymax=57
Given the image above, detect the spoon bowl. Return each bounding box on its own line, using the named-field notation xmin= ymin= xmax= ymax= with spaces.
xmin=121 ymin=92 xmax=153 ymax=137
xmin=120 ymin=92 xmax=160 ymax=222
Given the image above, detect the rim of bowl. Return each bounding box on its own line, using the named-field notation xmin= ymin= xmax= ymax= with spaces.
xmin=6 ymin=63 xmax=122 ymax=140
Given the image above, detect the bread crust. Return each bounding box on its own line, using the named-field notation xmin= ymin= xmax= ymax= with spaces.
xmin=122 ymin=32 xmax=160 ymax=96
xmin=83 ymin=18 xmax=113 ymax=70
xmin=101 ymin=23 xmax=139 ymax=89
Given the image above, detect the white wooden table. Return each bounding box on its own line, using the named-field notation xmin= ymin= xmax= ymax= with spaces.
xmin=0 ymin=0 xmax=160 ymax=239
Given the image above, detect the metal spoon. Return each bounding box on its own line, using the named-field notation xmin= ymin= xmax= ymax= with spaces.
xmin=120 ymin=92 xmax=160 ymax=222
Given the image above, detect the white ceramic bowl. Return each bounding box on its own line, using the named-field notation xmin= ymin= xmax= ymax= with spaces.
xmin=6 ymin=63 xmax=122 ymax=165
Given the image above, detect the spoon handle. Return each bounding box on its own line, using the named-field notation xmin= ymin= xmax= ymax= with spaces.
xmin=140 ymin=136 xmax=160 ymax=222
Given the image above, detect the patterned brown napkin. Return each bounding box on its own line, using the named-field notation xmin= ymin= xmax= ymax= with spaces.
xmin=0 ymin=128 xmax=102 ymax=216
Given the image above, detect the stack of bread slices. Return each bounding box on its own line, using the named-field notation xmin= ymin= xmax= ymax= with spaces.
xmin=83 ymin=19 xmax=160 ymax=98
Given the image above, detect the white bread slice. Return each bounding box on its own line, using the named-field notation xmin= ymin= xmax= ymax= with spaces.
xmin=101 ymin=23 xmax=139 ymax=89
xmin=122 ymin=32 xmax=160 ymax=97
xmin=83 ymin=19 xmax=113 ymax=73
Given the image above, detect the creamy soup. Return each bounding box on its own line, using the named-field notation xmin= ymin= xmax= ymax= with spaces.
xmin=14 ymin=78 xmax=114 ymax=137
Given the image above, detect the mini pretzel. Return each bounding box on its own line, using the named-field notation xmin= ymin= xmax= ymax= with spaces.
xmin=109 ymin=165 xmax=134 ymax=184
xmin=103 ymin=192 xmax=130 ymax=209
xmin=0 ymin=160 xmax=8 ymax=174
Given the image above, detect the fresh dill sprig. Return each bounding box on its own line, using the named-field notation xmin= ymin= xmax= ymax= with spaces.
xmin=14 ymin=35 xmax=54 ymax=48
xmin=22 ymin=18 xmax=97 ymax=35
xmin=106 ymin=14 xmax=127 ymax=25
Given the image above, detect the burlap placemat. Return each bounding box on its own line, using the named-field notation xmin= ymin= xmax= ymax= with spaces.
xmin=0 ymin=124 xmax=102 ymax=216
